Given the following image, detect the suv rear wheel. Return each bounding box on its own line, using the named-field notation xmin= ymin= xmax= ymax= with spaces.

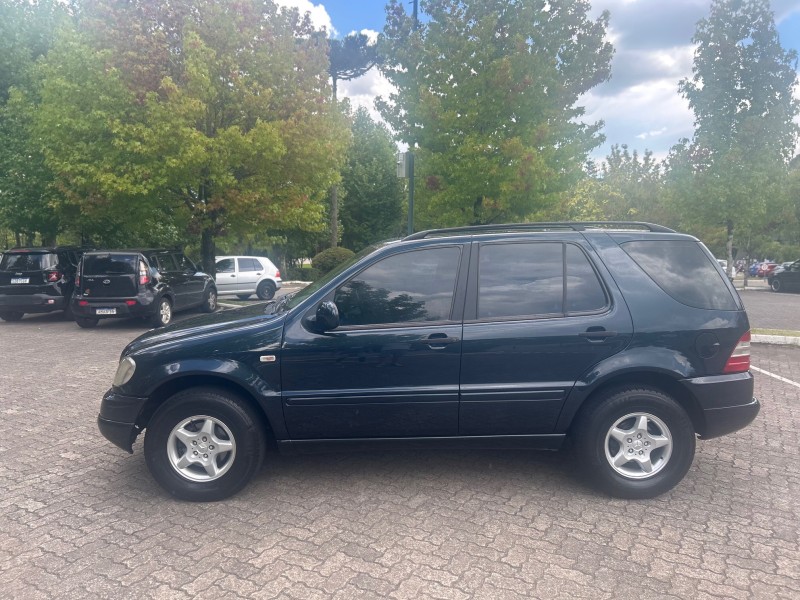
xmin=201 ymin=287 xmax=217 ymax=313
xmin=144 ymin=387 xmax=266 ymax=501
xmin=152 ymin=297 xmax=173 ymax=327
xmin=770 ymin=278 xmax=782 ymax=292
xmin=0 ymin=311 xmax=24 ymax=322
xmin=256 ymin=280 xmax=276 ymax=300
xmin=572 ymin=386 xmax=695 ymax=499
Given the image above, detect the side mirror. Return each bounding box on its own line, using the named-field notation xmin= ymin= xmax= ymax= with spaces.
xmin=315 ymin=300 xmax=340 ymax=332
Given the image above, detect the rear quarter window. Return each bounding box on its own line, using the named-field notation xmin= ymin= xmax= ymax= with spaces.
xmin=621 ymin=240 xmax=738 ymax=310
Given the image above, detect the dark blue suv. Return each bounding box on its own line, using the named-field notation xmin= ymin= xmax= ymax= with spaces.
xmin=98 ymin=222 xmax=759 ymax=501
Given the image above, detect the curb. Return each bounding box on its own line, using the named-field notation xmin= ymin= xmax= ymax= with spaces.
xmin=752 ymin=334 xmax=800 ymax=347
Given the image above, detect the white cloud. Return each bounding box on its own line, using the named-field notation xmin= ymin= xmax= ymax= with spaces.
xmin=338 ymin=66 xmax=395 ymax=125
xmin=274 ymin=0 xmax=335 ymax=35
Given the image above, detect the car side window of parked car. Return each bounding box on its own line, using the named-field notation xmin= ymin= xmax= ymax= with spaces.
xmin=565 ymin=244 xmax=608 ymax=314
xmin=238 ymin=258 xmax=260 ymax=272
xmin=174 ymin=254 xmax=195 ymax=272
xmin=334 ymin=247 xmax=462 ymax=327
xmin=216 ymin=258 xmax=235 ymax=273
xmin=157 ymin=253 xmax=179 ymax=272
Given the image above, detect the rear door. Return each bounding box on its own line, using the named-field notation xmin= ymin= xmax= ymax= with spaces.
xmin=236 ymin=258 xmax=262 ymax=294
xmin=154 ymin=253 xmax=187 ymax=308
xmin=79 ymin=254 xmax=139 ymax=298
xmin=175 ymin=253 xmax=205 ymax=306
xmin=459 ymin=236 xmax=633 ymax=436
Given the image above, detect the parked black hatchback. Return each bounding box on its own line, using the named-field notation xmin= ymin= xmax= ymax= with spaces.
xmin=98 ymin=223 xmax=759 ymax=501
xmin=0 ymin=246 xmax=87 ymax=321
xmin=72 ymin=250 xmax=217 ymax=328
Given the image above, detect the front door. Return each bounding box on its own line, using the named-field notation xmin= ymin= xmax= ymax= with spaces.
xmin=215 ymin=258 xmax=237 ymax=294
xmin=281 ymin=245 xmax=467 ymax=439
xmin=459 ymin=237 xmax=633 ymax=435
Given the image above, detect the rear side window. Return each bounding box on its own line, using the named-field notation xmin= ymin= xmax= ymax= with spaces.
xmin=83 ymin=254 xmax=137 ymax=275
xmin=622 ymin=241 xmax=737 ymax=310
xmin=477 ymin=242 xmax=608 ymax=319
xmin=238 ymin=258 xmax=260 ymax=272
xmin=156 ymin=254 xmax=179 ymax=271
xmin=0 ymin=252 xmax=57 ymax=271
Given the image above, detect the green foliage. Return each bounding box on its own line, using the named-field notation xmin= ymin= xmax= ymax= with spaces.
xmin=312 ymin=246 xmax=355 ymax=274
xmin=330 ymin=32 xmax=379 ymax=98
xmin=340 ymin=108 xmax=405 ymax=251
xmin=674 ymin=0 xmax=799 ymax=266
xmin=377 ymin=0 xmax=613 ymax=228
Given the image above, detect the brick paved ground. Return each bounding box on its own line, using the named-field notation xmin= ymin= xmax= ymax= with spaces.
xmin=1 ymin=311 xmax=799 ymax=599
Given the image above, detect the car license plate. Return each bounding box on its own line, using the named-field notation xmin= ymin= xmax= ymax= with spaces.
xmin=11 ymin=278 xmax=29 ymax=284
xmin=96 ymin=308 xmax=117 ymax=315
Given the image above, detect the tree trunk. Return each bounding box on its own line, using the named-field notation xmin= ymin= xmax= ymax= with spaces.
xmin=201 ymin=226 xmax=216 ymax=278
xmin=329 ymin=184 xmax=339 ymax=247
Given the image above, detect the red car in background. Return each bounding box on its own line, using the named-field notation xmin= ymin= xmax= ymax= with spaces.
xmin=756 ymin=262 xmax=778 ymax=278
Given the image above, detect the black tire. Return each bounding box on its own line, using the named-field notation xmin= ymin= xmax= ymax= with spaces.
xmin=572 ymin=386 xmax=695 ymax=499
xmin=0 ymin=311 xmax=24 ymax=322
xmin=201 ymin=287 xmax=217 ymax=313
xmin=256 ymin=280 xmax=276 ymax=301
xmin=236 ymin=294 xmax=251 ymax=300
xmin=151 ymin=297 xmax=173 ymax=328
xmin=144 ymin=387 xmax=266 ymax=501
xmin=770 ymin=278 xmax=782 ymax=292
xmin=75 ymin=317 xmax=98 ymax=329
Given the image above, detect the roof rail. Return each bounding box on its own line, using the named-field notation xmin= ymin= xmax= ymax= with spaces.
xmin=403 ymin=221 xmax=675 ymax=240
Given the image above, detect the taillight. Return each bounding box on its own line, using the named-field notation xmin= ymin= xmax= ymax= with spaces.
xmin=139 ymin=260 xmax=150 ymax=286
xmin=125 ymin=300 xmax=137 ymax=306
xmin=78 ymin=300 xmax=89 ymax=307
xmin=47 ymin=271 xmax=61 ymax=282
xmin=275 ymin=269 xmax=281 ymax=278
xmin=723 ymin=331 xmax=751 ymax=373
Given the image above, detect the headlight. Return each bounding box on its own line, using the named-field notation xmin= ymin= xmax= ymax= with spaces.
xmin=113 ymin=357 xmax=136 ymax=387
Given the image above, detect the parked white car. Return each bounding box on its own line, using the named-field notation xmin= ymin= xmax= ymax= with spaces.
xmin=214 ymin=255 xmax=282 ymax=300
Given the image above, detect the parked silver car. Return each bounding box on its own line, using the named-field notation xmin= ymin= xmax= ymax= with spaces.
xmin=214 ymin=255 xmax=282 ymax=300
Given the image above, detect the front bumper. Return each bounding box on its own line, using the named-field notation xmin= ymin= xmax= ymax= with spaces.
xmin=680 ymin=371 xmax=760 ymax=439
xmin=0 ymin=293 xmax=65 ymax=313
xmin=97 ymin=388 xmax=148 ymax=452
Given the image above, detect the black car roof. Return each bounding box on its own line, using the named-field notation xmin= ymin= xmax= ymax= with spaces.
xmin=83 ymin=249 xmax=175 ymax=255
xmin=6 ymin=246 xmax=87 ymax=253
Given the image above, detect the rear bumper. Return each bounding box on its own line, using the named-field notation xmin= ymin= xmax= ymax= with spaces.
xmin=0 ymin=293 xmax=65 ymax=313
xmin=72 ymin=293 xmax=157 ymax=320
xmin=97 ymin=388 xmax=148 ymax=452
xmin=680 ymin=371 xmax=760 ymax=439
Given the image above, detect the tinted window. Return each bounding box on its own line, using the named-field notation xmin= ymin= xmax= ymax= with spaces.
xmin=156 ymin=254 xmax=179 ymax=271
xmin=622 ymin=241 xmax=738 ymax=310
xmin=175 ymin=254 xmax=195 ymax=272
xmin=478 ymin=243 xmax=563 ymax=319
xmin=0 ymin=252 xmax=57 ymax=271
xmin=83 ymin=254 xmax=137 ymax=275
xmin=335 ymin=247 xmax=461 ymax=326
xmin=216 ymin=258 xmax=235 ymax=273
xmin=566 ymin=244 xmax=607 ymax=313
xmin=238 ymin=258 xmax=259 ymax=272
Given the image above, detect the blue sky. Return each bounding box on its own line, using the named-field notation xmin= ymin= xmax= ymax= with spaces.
xmin=279 ymin=0 xmax=800 ymax=161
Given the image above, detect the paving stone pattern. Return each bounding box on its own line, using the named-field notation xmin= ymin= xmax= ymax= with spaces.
xmin=1 ymin=315 xmax=799 ymax=599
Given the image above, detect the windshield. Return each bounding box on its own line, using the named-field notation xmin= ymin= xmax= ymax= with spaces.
xmin=282 ymin=244 xmax=381 ymax=311
xmin=0 ymin=252 xmax=57 ymax=271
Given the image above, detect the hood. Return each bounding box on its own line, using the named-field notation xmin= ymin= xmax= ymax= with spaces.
xmin=123 ymin=304 xmax=285 ymax=357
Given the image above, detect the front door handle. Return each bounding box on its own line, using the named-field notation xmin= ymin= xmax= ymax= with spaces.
xmin=579 ymin=327 xmax=617 ymax=342
xmin=423 ymin=333 xmax=460 ymax=349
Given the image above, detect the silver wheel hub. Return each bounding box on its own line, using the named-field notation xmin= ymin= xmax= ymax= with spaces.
xmin=208 ymin=292 xmax=216 ymax=309
xmin=160 ymin=301 xmax=171 ymax=322
xmin=604 ymin=412 xmax=672 ymax=479
xmin=166 ymin=415 xmax=236 ymax=482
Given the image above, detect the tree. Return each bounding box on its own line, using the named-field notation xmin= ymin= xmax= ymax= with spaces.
xmin=340 ymin=108 xmax=405 ymax=251
xmin=676 ymin=0 xmax=799 ymax=272
xmin=0 ymin=0 xmax=71 ymax=246
xmin=599 ymin=145 xmax=669 ymax=224
xmin=377 ymin=0 xmax=613 ymax=228
xmin=30 ymin=0 xmax=348 ymax=274
xmin=327 ymin=32 xmax=379 ymax=247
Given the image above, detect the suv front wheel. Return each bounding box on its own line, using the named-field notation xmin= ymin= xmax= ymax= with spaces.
xmin=144 ymin=387 xmax=266 ymax=501
xmin=0 ymin=311 xmax=24 ymax=322
xmin=572 ymin=386 xmax=695 ymax=499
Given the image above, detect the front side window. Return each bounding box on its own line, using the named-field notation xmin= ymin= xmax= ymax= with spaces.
xmin=334 ymin=247 xmax=461 ymax=327
xmin=156 ymin=254 xmax=179 ymax=272
xmin=216 ymin=259 xmax=235 ymax=273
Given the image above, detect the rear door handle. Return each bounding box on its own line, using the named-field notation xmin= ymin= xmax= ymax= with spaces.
xmin=579 ymin=328 xmax=617 ymax=342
